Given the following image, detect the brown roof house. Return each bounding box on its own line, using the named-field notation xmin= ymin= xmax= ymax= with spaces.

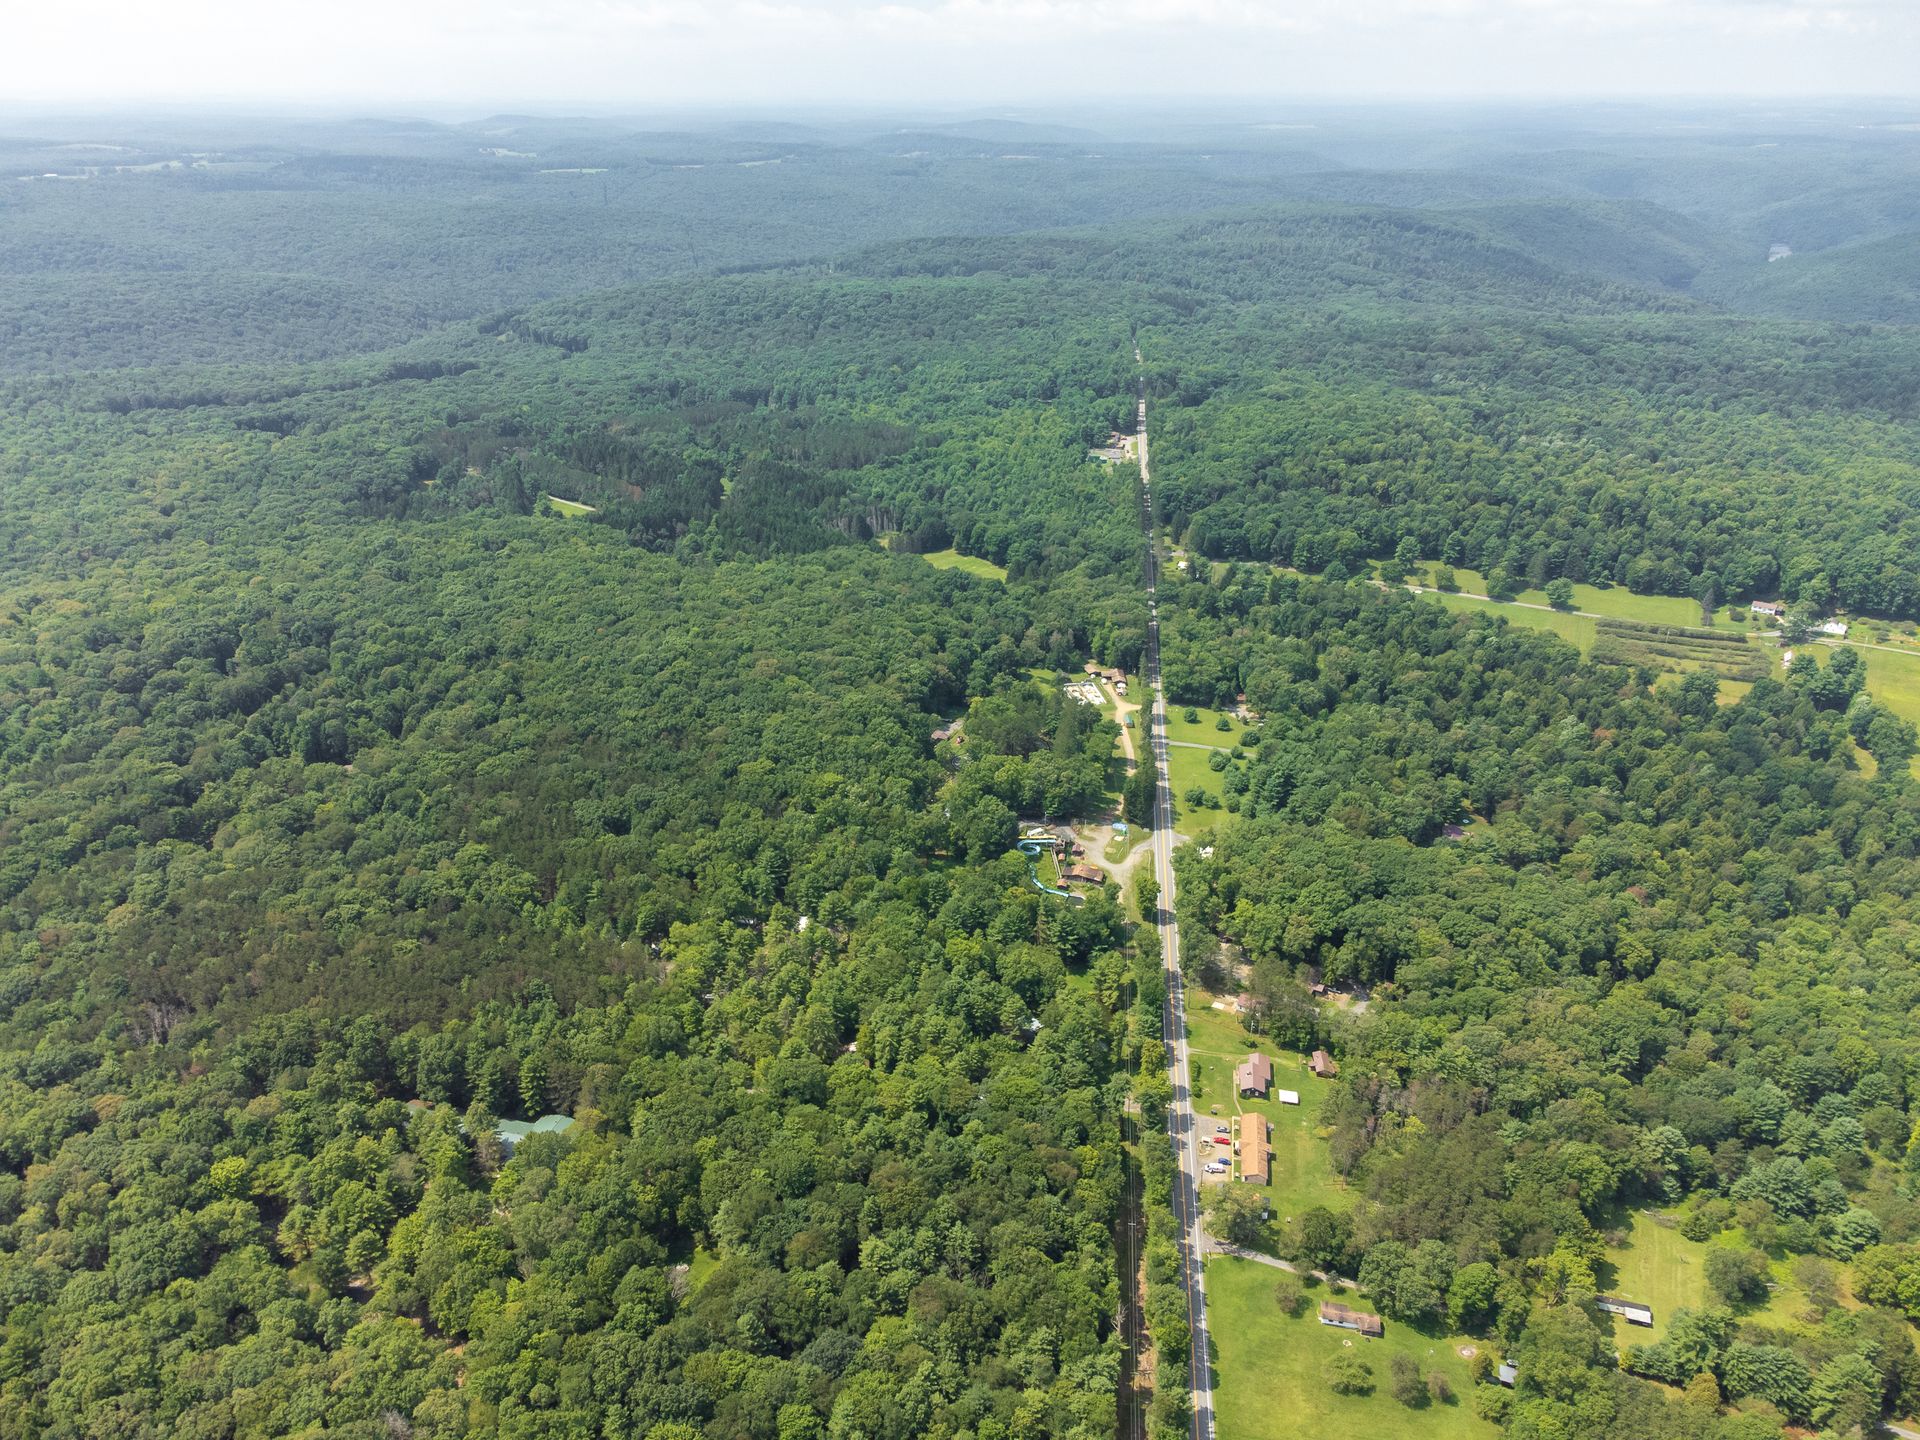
xmin=1062 ymin=864 xmax=1105 ymax=885
xmin=1234 ymin=1052 xmax=1274 ymax=1098
xmin=1236 ymin=1112 xmax=1270 ymax=1185
xmin=1309 ymin=1049 xmax=1339 ymax=1079
xmin=1318 ymin=1302 xmax=1383 ymax=1337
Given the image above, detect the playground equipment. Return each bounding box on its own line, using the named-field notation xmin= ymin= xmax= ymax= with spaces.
xmin=1015 ymin=832 xmax=1075 ymax=898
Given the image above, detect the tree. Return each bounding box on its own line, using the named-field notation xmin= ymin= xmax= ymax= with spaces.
xmin=1811 ymin=1351 xmax=1882 ymax=1435
xmin=1389 ymin=1351 xmax=1427 ymax=1407
xmin=1359 ymin=1239 xmax=1451 ymax=1325
xmin=1271 ymin=1270 xmax=1305 ymax=1315
xmin=1545 ymin=578 xmax=1575 ymax=610
xmin=1703 ymin=1246 xmax=1771 ymax=1306
xmin=1447 ymin=1261 xmax=1499 ymax=1331
xmin=1201 ymin=1183 xmax=1269 ymax=1248
xmin=1721 ymin=1342 xmax=1814 ymax=1419
xmin=1292 ymin=1207 xmax=1354 ymax=1275
xmin=1324 ymin=1350 xmax=1373 ymax=1395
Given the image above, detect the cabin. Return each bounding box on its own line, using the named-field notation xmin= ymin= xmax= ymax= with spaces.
xmin=1236 ymin=1112 xmax=1271 ymax=1184
xmin=1748 ymin=600 xmax=1784 ymax=618
xmin=1234 ymin=1052 xmax=1274 ymax=1097
xmin=1309 ymin=1049 xmax=1339 ymax=1079
xmin=1318 ymin=1302 xmax=1383 ymax=1337
xmin=1596 ymin=1296 xmax=1654 ymax=1328
xmin=1497 ymin=1362 xmax=1518 ymax=1387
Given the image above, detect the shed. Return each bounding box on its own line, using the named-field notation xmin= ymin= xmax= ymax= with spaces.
xmin=1497 ymin=1362 xmax=1518 ymax=1387
xmin=1596 ymin=1296 xmax=1654 ymax=1327
xmin=1309 ymin=1049 xmax=1339 ymax=1079
xmin=1276 ymin=1089 xmax=1300 ymax=1106
xmin=1318 ymin=1301 xmax=1383 ymax=1337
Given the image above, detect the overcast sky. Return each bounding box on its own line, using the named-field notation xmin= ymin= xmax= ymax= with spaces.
xmin=11 ymin=0 xmax=1920 ymax=110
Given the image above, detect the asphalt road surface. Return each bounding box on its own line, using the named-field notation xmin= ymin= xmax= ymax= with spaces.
xmin=1133 ymin=363 xmax=1216 ymax=1440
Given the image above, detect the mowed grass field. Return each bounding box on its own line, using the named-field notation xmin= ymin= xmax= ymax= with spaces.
xmin=1426 ymin=590 xmax=1596 ymax=650
xmin=1165 ymin=704 xmax=1252 ymax=748
xmin=542 ymin=493 xmax=598 ymax=517
xmin=1601 ymin=1211 xmax=1810 ymax=1346
xmin=1207 ymin=1257 xmax=1497 ymax=1440
xmin=1417 ymin=566 xmax=1734 ymax=629
xmin=1166 ymin=741 xmax=1234 ymax=829
xmin=917 ymin=548 xmax=1008 ymax=582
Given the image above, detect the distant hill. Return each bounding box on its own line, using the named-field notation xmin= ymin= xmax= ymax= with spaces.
xmin=1697 ymin=231 xmax=1920 ymax=326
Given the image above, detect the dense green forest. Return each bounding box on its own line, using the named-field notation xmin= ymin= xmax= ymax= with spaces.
xmin=1168 ymin=571 xmax=1920 ymax=1438
xmin=2 ymin=104 xmax=1919 ymax=1440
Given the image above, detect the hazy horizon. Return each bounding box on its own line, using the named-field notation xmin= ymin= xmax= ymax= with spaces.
xmin=13 ymin=0 xmax=1920 ymax=111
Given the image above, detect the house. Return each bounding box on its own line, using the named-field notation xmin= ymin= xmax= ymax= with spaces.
xmin=931 ymin=727 xmax=951 ymax=743
xmin=1497 ymin=1362 xmax=1518 ymax=1388
xmin=1309 ymin=1049 xmax=1339 ymax=1079
xmin=1748 ymin=600 xmax=1784 ymax=618
xmin=1596 ymin=1296 xmax=1654 ymax=1328
xmin=1233 ymin=1052 xmax=1274 ymax=1097
xmin=1276 ymin=1089 xmax=1300 ymax=1106
xmin=1062 ymin=863 xmax=1105 ymax=885
xmin=493 ymin=1113 xmax=576 ymax=1156
xmin=1318 ymin=1302 xmax=1383 ymax=1337
xmin=1818 ymin=620 xmax=1849 ymax=637
xmin=1236 ymin=1112 xmax=1271 ymax=1185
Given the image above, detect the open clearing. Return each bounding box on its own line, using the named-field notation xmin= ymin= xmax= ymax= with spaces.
xmin=918 ymin=548 xmax=1008 ymax=582
xmin=1415 ymin=566 xmax=1741 ymax=629
xmin=542 ymin=494 xmax=598 ymax=517
xmin=1207 ymin=1257 xmax=1496 ymax=1440
xmin=1601 ymin=1210 xmax=1810 ymax=1345
xmin=1165 ymin=704 xmax=1253 ymax=748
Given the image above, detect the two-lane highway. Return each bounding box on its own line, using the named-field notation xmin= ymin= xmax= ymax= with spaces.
xmin=1133 ymin=359 xmax=1216 ymax=1440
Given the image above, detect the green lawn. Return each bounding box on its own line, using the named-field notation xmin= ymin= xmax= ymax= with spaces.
xmin=1165 ymin=704 xmax=1252 ymax=747
xmin=542 ymin=494 xmax=598 ymax=517
xmin=918 ymin=548 xmax=1008 ymax=582
xmin=1850 ymin=641 xmax=1920 ymax=727
xmin=1207 ymin=1257 xmax=1497 ymax=1440
xmin=1166 ymin=742 xmax=1234 ymax=828
xmin=1418 ymin=566 xmax=1726 ymax=628
xmin=1425 ymin=590 xmax=1596 ymax=650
